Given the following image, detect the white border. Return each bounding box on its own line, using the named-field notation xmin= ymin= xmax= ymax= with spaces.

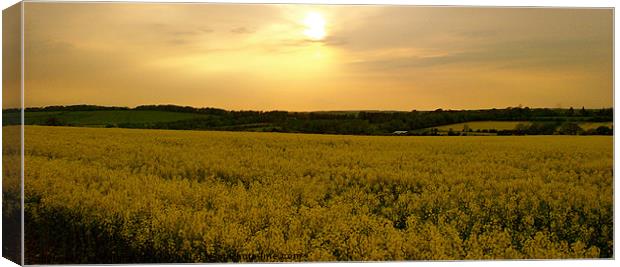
xmin=0 ymin=1 xmax=617 ymax=267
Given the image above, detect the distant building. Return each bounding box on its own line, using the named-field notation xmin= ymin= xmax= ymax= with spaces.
xmin=392 ymin=130 xmax=408 ymax=135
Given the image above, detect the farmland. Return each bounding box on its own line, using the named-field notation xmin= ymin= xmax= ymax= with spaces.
xmin=426 ymin=121 xmax=613 ymax=135
xmin=3 ymin=110 xmax=210 ymax=127
xmin=430 ymin=121 xmax=530 ymax=131
xmin=3 ymin=105 xmax=612 ymax=136
xmin=578 ymin=122 xmax=614 ymax=130
xmin=23 ymin=126 xmax=613 ymax=263
xmin=430 ymin=121 xmax=614 ymax=132
xmin=2 ymin=126 xmax=21 ymax=263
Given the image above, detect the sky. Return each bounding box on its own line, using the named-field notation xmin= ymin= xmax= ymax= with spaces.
xmin=15 ymin=2 xmax=613 ymax=111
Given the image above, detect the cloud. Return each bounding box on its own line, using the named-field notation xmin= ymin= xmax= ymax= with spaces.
xmin=347 ymin=34 xmax=611 ymax=75
xmin=230 ymin=27 xmax=254 ymax=34
xmin=454 ymin=29 xmax=498 ymax=39
xmin=200 ymin=28 xmax=214 ymax=33
xmin=170 ymin=30 xmax=201 ymax=36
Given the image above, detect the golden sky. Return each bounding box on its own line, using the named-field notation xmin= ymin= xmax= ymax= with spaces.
xmin=20 ymin=3 xmax=613 ymax=111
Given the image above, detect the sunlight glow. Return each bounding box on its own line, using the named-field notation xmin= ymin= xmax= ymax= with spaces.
xmin=302 ymin=12 xmax=326 ymax=40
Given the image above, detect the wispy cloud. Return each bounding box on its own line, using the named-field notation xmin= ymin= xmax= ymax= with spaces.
xmin=230 ymin=26 xmax=254 ymax=34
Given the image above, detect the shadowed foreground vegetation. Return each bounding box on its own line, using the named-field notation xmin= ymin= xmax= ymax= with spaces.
xmin=25 ymin=126 xmax=612 ymax=263
xmin=3 ymin=126 xmax=22 ymax=264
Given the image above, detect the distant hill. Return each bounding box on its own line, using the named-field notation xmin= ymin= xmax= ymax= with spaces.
xmin=2 ymin=104 xmax=613 ymax=136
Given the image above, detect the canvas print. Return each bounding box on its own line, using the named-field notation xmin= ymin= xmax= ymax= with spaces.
xmin=1 ymin=1 xmax=614 ymax=264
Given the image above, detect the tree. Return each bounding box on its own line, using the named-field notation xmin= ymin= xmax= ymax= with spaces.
xmin=527 ymin=122 xmax=559 ymax=135
xmin=45 ymin=117 xmax=65 ymax=126
xmin=594 ymin=126 xmax=613 ymax=135
xmin=558 ymin=122 xmax=583 ymax=135
xmin=514 ymin=123 xmax=529 ymax=135
xmin=462 ymin=124 xmax=471 ymax=132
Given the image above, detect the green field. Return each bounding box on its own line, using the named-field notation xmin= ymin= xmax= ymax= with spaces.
xmin=2 ymin=109 xmax=612 ymax=137
xmin=23 ymin=126 xmax=613 ymax=263
xmin=3 ymin=110 xmax=210 ymax=126
xmin=430 ymin=121 xmax=613 ymax=132
xmin=431 ymin=121 xmax=529 ymax=131
xmin=578 ymin=122 xmax=614 ymax=130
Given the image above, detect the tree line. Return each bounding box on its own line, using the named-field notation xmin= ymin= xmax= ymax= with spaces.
xmin=3 ymin=104 xmax=613 ymax=135
xmin=115 ymin=105 xmax=613 ymax=135
xmin=431 ymin=122 xmax=612 ymax=136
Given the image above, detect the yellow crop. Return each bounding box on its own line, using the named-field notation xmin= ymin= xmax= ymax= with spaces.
xmin=2 ymin=126 xmax=22 ymax=263
xmin=22 ymin=126 xmax=613 ymax=263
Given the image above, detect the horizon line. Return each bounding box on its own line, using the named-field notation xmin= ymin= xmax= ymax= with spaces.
xmin=3 ymin=103 xmax=615 ymax=113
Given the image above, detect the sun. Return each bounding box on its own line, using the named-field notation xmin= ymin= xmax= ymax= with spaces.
xmin=302 ymin=12 xmax=326 ymax=40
